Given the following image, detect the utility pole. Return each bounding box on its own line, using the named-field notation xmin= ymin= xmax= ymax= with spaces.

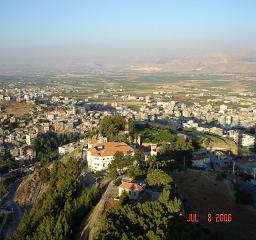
xmin=232 ymin=160 xmax=235 ymax=175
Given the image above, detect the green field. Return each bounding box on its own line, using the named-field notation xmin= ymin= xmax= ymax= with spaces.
xmin=1 ymin=72 xmax=256 ymax=99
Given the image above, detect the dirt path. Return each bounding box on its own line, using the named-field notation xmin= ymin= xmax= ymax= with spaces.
xmin=78 ymin=181 xmax=118 ymax=240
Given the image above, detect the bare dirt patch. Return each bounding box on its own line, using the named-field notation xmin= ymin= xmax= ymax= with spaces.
xmin=14 ymin=172 xmax=40 ymax=207
xmin=0 ymin=101 xmax=34 ymax=117
xmin=172 ymin=169 xmax=256 ymax=240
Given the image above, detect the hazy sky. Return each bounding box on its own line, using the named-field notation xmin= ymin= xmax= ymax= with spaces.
xmin=0 ymin=0 xmax=256 ymax=71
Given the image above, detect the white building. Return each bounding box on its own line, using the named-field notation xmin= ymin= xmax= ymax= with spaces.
xmin=228 ymin=130 xmax=239 ymax=142
xmin=226 ymin=115 xmax=232 ymax=125
xmin=86 ymin=142 xmax=134 ymax=172
xmin=210 ymin=127 xmax=223 ymax=136
xmin=24 ymin=94 xmax=30 ymax=101
xmin=46 ymin=113 xmax=56 ymax=121
xmin=196 ymin=126 xmax=210 ymax=133
xmin=25 ymin=134 xmax=37 ymax=145
xmin=213 ymin=151 xmax=233 ymax=168
xmin=241 ymin=134 xmax=255 ymax=148
xmin=219 ymin=115 xmax=226 ymax=125
xmin=119 ymin=182 xmax=144 ymax=200
xmin=58 ymin=143 xmax=75 ymax=155
xmin=219 ymin=104 xmax=228 ymax=113
xmin=192 ymin=151 xmax=211 ymax=168
xmin=192 ymin=157 xmax=211 ymax=168
xmin=183 ymin=120 xmax=198 ymax=129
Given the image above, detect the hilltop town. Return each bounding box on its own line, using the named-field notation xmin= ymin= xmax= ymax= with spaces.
xmin=1 ymin=73 xmax=256 ymax=240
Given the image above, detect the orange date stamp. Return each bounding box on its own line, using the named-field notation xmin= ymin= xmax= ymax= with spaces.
xmin=186 ymin=213 xmax=233 ymax=223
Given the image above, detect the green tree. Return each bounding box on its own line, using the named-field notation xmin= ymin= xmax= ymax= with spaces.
xmin=108 ymin=152 xmax=133 ymax=179
xmin=159 ymin=188 xmax=170 ymax=204
xmin=119 ymin=191 xmax=130 ymax=206
xmin=39 ymin=167 xmax=50 ymax=183
xmin=127 ymin=166 xmax=145 ymax=178
xmin=108 ymin=166 xmax=118 ymax=180
xmin=147 ymin=169 xmax=173 ymax=188
xmin=96 ymin=195 xmax=182 ymax=240
xmin=0 ymin=177 xmax=6 ymax=194
xmin=99 ymin=116 xmax=126 ymax=139
xmin=11 ymin=156 xmax=101 ymax=240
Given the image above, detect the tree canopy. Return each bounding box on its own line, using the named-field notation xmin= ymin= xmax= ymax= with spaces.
xmin=99 ymin=116 xmax=133 ymax=141
xmin=139 ymin=125 xmax=176 ymax=144
xmin=33 ymin=131 xmax=78 ymax=164
xmin=96 ymin=193 xmax=182 ymax=240
xmin=9 ymin=157 xmax=101 ymax=240
xmin=147 ymin=169 xmax=173 ymax=188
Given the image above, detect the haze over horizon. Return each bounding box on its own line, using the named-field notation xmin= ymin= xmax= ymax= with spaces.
xmin=0 ymin=0 xmax=256 ymax=72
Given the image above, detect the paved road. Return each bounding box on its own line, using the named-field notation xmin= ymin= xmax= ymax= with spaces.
xmin=2 ymin=179 xmax=23 ymax=237
xmin=0 ymin=213 xmax=8 ymax=235
xmin=3 ymin=179 xmax=22 ymax=204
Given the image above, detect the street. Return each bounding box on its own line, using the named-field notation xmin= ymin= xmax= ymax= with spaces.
xmin=1 ymin=178 xmax=23 ymax=237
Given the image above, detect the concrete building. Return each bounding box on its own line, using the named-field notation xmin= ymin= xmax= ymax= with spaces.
xmin=241 ymin=134 xmax=255 ymax=148
xmin=58 ymin=143 xmax=75 ymax=155
xmin=226 ymin=115 xmax=232 ymax=125
xmin=25 ymin=134 xmax=37 ymax=145
xmin=86 ymin=142 xmax=134 ymax=171
xmin=119 ymin=182 xmax=144 ymax=200
xmin=219 ymin=104 xmax=228 ymax=113
xmin=183 ymin=120 xmax=198 ymax=129
xmin=219 ymin=115 xmax=226 ymax=125
xmin=192 ymin=155 xmax=211 ymax=168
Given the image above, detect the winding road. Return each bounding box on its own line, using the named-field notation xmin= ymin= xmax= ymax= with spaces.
xmin=1 ymin=178 xmax=23 ymax=237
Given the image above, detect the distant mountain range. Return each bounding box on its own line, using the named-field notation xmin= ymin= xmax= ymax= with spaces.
xmin=1 ymin=53 xmax=256 ymax=75
xmin=126 ymin=54 xmax=256 ymax=74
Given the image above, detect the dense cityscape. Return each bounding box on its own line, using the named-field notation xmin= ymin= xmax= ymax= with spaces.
xmin=0 ymin=72 xmax=256 ymax=239
xmin=1 ymin=1 xmax=256 ymax=240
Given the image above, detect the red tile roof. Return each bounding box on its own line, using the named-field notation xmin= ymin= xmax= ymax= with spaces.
xmin=89 ymin=135 xmax=99 ymax=144
xmin=89 ymin=142 xmax=134 ymax=157
xmin=119 ymin=182 xmax=143 ymax=192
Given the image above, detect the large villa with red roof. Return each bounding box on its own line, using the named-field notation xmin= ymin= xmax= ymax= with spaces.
xmin=86 ymin=141 xmax=134 ymax=171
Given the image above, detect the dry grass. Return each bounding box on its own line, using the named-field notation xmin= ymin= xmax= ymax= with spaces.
xmin=0 ymin=101 xmax=34 ymax=117
xmin=14 ymin=172 xmax=40 ymax=207
xmin=201 ymin=134 xmax=238 ymax=155
xmin=172 ymin=169 xmax=256 ymax=240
